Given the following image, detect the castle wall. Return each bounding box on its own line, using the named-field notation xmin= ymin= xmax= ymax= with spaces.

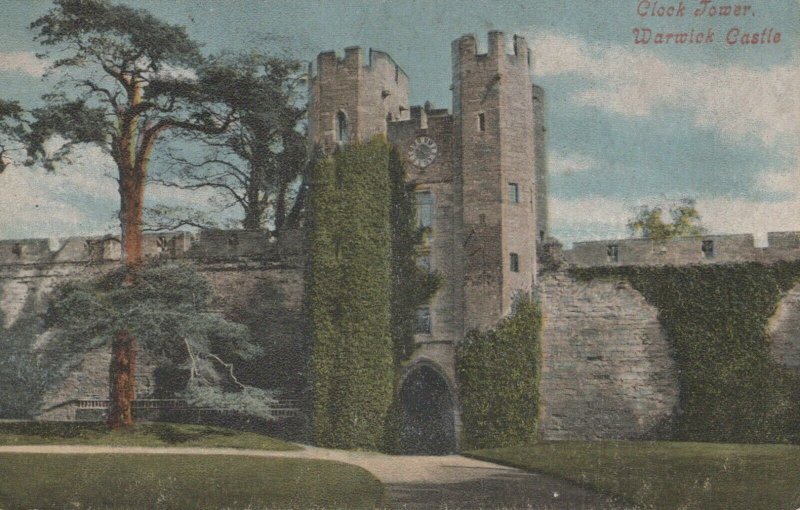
xmin=537 ymin=271 xmax=679 ymax=440
xmin=564 ymin=232 xmax=800 ymax=267
xmin=768 ymin=281 xmax=800 ymax=371
xmin=0 ymin=236 xmax=304 ymax=420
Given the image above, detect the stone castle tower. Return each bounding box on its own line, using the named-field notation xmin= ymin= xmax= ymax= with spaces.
xmin=309 ymin=32 xmax=546 ymax=449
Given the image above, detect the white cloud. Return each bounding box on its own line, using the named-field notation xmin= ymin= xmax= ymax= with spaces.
xmin=0 ymin=140 xmax=237 ymax=240
xmin=550 ymin=151 xmax=598 ymax=174
xmin=0 ymin=51 xmax=48 ymax=77
xmin=527 ymin=30 xmax=800 ymax=146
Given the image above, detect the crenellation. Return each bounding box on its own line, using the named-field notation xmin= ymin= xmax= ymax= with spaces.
xmin=563 ymin=231 xmax=800 ymax=267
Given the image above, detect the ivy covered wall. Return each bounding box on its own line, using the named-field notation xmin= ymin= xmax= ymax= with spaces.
xmin=571 ymin=262 xmax=800 ymax=444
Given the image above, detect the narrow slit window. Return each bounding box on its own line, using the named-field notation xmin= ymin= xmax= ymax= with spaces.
xmin=415 ymin=307 xmax=432 ymax=334
xmin=478 ymin=112 xmax=486 ymax=132
xmin=336 ymin=111 xmax=348 ymax=142
xmin=510 ymin=253 xmax=520 ymax=273
xmin=607 ymin=244 xmax=619 ymax=263
xmin=508 ymin=183 xmax=520 ymax=203
xmin=702 ymin=240 xmax=715 ymax=258
xmin=416 ymin=191 xmax=434 ymax=229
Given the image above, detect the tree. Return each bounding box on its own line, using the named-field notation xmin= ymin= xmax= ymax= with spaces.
xmin=0 ymin=100 xmax=27 ymax=173
xmin=45 ymin=262 xmax=278 ymax=420
xmin=148 ymin=53 xmax=312 ymax=233
xmin=627 ymin=198 xmax=705 ymax=241
xmin=28 ymin=0 xmax=240 ymax=428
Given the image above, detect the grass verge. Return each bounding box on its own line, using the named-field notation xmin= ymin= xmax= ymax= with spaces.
xmin=0 ymin=421 xmax=299 ymax=450
xmin=467 ymin=441 xmax=800 ymax=510
xmin=0 ymin=453 xmax=386 ymax=509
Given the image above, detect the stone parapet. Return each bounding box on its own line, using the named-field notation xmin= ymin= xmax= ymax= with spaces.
xmin=563 ymin=232 xmax=800 ymax=267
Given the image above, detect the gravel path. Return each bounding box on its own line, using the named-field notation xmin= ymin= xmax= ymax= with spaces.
xmin=0 ymin=444 xmax=631 ymax=509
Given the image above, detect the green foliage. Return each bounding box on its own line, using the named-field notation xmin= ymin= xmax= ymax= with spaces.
xmin=44 ymin=262 xmax=278 ymax=419
xmin=307 ymin=138 xmax=395 ymax=449
xmin=456 ymin=297 xmax=543 ymax=449
xmin=572 ymin=262 xmax=800 ymax=443
xmin=628 ymin=198 xmax=704 ymax=241
xmin=150 ymin=52 xmax=312 ymax=232
xmin=388 ymin=148 xmax=441 ymax=363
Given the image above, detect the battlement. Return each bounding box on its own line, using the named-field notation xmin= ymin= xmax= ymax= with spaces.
xmin=310 ymin=46 xmax=409 ymax=83
xmin=452 ymin=31 xmax=531 ymax=68
xmin=560 ymin=231 xmax=800 ymax=268
xmin=0 ymin=229 xmax=306 ymax=267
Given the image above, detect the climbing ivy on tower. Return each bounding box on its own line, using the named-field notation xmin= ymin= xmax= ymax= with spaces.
xmin=388 ymin=148 xmax=441 ymax=363
xmin=307 ymin=138 xmax=394 ymax=449
xmin=572 ymin=262 xmax=800 ymax=444
xmin=307 ymin=137 xmax=440 ymax=449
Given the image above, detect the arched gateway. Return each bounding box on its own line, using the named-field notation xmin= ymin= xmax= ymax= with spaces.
xmin=398 ymin=362 xmax=456 ymax=455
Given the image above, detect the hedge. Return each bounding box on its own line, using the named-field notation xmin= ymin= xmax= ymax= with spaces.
xmin=572 ymin=262 xmax=800 ymax=444
xmin=456 ymin=296 xmax=542 ymax=449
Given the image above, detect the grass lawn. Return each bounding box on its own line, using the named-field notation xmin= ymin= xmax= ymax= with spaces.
xmin=0 ymin=421 xmax=300 ymax=450
xmin=467 ymin=441 xmax=800 ymax=510
xmin=0 ymin=453 xmax=386 ymax=509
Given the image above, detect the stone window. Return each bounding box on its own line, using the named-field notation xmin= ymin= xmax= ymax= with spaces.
xmin=415 ymin=307 xmax=432 ymax=334
xmin=510 ymin=252 xmax=520 ymax=273
xmin=702 ymin=239 xmax=715 ymax=258
xmin=607 ymin=244 xmax=619 ymax=263
xmin=336 ymin=111 xmax=348 ymax=142
xmin=416 ymin=191 xmax=434 ymax=229
xmin=417 ymin=255 xmax=431 ymax=270
xmin=478 ymin=112 xmax=486 ymax=132
xmin=508 ymin=183 xmax=520 ymax=203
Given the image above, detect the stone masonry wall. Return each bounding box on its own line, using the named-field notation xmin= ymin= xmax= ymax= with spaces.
xmin=537 ymin=271 xmax=679 ymax=440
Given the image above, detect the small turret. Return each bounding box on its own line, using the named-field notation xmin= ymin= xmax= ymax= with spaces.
xmin=308 ymin=46 xmax=411 ymax=152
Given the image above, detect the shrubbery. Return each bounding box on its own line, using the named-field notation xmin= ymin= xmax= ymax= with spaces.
xmin=456 ymin=296 xmax=542 ymax=449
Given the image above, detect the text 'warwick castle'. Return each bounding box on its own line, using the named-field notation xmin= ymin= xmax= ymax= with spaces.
xmin=1 ymin=33 xmax=799 ymax=450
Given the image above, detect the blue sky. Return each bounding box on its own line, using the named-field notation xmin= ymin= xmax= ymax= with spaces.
xmin=0 ymin=0 xmax=797 ymax=246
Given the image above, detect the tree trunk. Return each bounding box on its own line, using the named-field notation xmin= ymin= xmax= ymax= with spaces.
xmin=119 ymin=168 xmax=146 ymax=269
xmin=107 ymin=329 xmax=137 ymax=429
xmin=109 ymin=164 xmax=146 ymax=428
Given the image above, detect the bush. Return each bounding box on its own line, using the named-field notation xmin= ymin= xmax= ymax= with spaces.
xmin=456 ymin=297 xmax=542 ymax=449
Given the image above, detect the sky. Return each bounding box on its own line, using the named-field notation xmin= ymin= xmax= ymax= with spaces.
xmin=0 ymin=0 xmax=797 ymax=246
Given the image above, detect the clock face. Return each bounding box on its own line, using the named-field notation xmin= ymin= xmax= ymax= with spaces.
xmin=407 ymin=136 xmax=438 ymax=168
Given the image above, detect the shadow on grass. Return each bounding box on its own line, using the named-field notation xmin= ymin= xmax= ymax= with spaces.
xmin=387 ymin=469 xmax=629 ymax=510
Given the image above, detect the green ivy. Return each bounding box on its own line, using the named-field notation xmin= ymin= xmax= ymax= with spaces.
xmin=306 ymin=139 xmax=395 ymax=449
xmin=388 ymin=148 xmax=441 ymax=364
xmin=306 ymin=138 xmax=440 ymax=450
xmin=571 ymin=262 xmax=800 ymax=444
xmin=456 ymin=297 xmax=542 ymax=449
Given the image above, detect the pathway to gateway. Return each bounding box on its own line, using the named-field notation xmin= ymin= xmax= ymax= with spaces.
xmin=0 ymin=444 xmax=632 ymax=509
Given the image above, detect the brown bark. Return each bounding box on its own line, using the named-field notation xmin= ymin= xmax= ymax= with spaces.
xmin=107 ymin=329 xmax=137 ymax=429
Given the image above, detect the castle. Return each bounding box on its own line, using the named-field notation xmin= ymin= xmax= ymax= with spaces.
xmin=1 ymin=32 xmax=799 ymax=452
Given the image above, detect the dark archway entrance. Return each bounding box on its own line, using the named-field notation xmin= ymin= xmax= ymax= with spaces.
xmin=398 ymin=364 xmax=456 ymax=455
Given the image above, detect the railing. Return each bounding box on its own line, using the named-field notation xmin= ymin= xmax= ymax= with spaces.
xmin=54 ymin=397 xmax=302 ymax=420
